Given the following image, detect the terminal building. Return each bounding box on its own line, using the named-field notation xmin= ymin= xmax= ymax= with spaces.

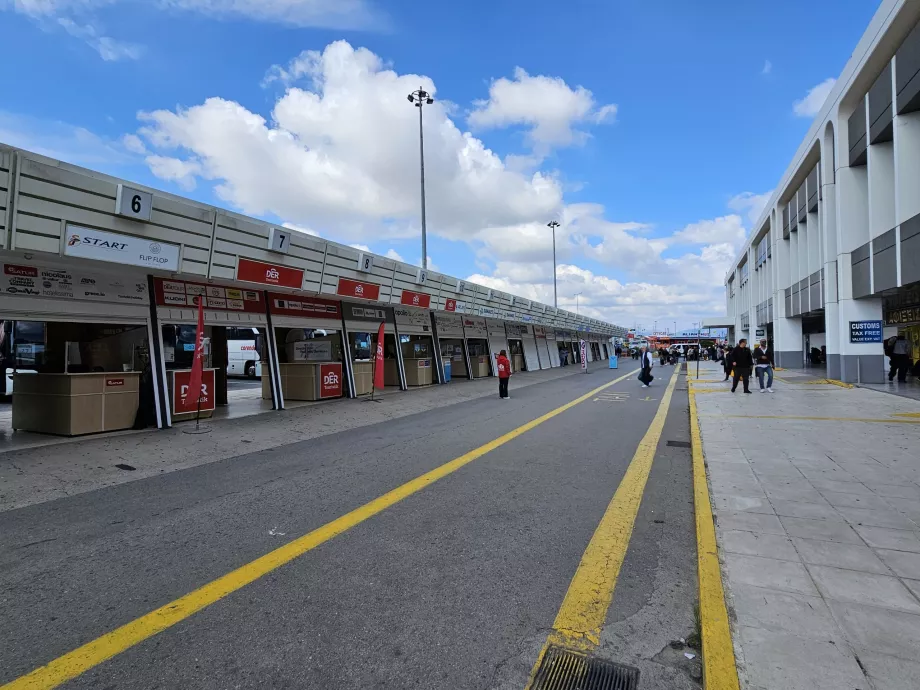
xmin=0 ymin=142 xmax=625 ymax=438
xmin=722 ymin=0 xmax=920 ymax=383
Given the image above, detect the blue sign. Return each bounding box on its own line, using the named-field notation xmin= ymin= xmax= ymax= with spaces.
xmin=849 ymin=320 xmax=882 ymax=343
xmin=183 ymin=343 xmax=196 ymax=351
xmin=609 ymin=355 xmax=618 ymax=369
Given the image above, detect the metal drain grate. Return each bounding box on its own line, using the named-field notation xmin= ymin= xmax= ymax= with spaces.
xmin=531 ymin=645 xmax=640 ymax=690
xmin=666 ymin=440 xmax=691 ymax=448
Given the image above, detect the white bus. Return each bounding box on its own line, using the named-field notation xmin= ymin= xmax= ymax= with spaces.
xmin=227 ymin=327 xmax=263 ymax=378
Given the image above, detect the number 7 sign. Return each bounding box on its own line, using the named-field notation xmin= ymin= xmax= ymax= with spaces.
xmin=268 ymin=227 xmax=291 ymax=254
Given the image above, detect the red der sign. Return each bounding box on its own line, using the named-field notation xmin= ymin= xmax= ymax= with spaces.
xmin=237 ymin=258 xmax=304 ymax=289
xmin=268 ymin=292 xmax=342 ymax=318
xmin=444 ymin=299 xmax=457 ymax=312
xmin=400 ymin=290 xmax=431 ymax=308
xmin=105 ymin=378 xmax=125 ymax=387
xmin=337 ymin=277 xmax=381 ymax=301
xmin=173 ymin=369 xmax=216 ymax=414
xmin=319 ymin=363 xmax=343 ymax=399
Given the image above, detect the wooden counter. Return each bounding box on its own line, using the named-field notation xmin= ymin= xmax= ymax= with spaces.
xmin=450 ymin=354 xmax=468 ymax=377
xmin=263 ymin=362 xmax=344 ymax=401
xmin=384 ymin=359 xmax=401 ymax=387
xmin=167 ymin=369 xmax=216 ymax=422
xmin=352 ymin=361 xmax=374 ymax=396
xmin=471 ymin=356 xmax=491 ymax=378
xmin=404 ymin=358 xmax=432 ymax=386
xmin=12 ymin=372 xmax=140 ymax=436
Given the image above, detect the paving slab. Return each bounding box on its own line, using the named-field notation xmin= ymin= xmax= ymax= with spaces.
xmin=693 ymin=361 xmax=920 ymax=690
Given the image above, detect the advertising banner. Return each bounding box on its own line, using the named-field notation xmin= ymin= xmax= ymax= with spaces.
xmin=319 ymin=363 xmax=343 ymax=398
xmin=373 ymin=322 xmax=386 ymax=390
xmin=173 ymin=369 xmax=216 ymax=414
xmin=399 ymin=290 xmax=431 ymax=308
xmin=64 ymin=225 xmax=180 ymax=271
xmin=337 ymin=278 xmax=382 ymax=301
xmin=155 ymin=278 xmax=262 ymax=313
xmin=1 ymin=263 xmax=149 ymax=305
xmin=237 ymin=258 xmax=304 ymax=289
xmin=580 ymin=339 xmax=588 ymax=371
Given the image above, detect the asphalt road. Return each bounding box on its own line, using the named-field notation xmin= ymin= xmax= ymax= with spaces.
xmin=0 ymin=364 xmax=698 ymax=689
xmin=227 ymin=377 xmax=262 ymax=391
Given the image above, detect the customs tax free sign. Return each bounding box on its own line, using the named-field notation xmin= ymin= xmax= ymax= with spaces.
xmin=849 ymin=320 xmax=883 ymax=343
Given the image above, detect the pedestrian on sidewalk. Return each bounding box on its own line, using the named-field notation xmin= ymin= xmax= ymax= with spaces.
xmin=639 ymin=346 xmax=654 ymax=388
xmin=753 ymin=338 xmax=774 ymax=393
xmin=496 ymin=349 xmax=512 ymax=399
xmin=889 ymin=335 xmax=911 ymax=383
xmin=730 ymin=339 xmax=754 ymax=394
xmin=722 ymin=345 xmax=732 ymax=381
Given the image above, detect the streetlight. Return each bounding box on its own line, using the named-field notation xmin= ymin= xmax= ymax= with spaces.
xmin=574 ymin=291 xmax=582 ymax=315
xmin=408 ymin=87 xmax=434 ymax=270
xmin=547 ymin=220 xmax=560 ymax=308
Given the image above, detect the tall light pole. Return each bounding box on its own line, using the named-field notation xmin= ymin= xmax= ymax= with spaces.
xmin=574 ymin=291 xmax=582 ymax=315
xmin=408 ymin=87 xmax=434 ymax=270
xmin=547 ymin=220 xmax=560 ymax=308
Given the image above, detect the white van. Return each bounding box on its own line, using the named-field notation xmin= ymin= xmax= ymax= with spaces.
xmin=227 ymin=327 xmax=263 ymax=378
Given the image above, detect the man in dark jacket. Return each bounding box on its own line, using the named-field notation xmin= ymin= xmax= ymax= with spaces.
xmin=730 ymin=339 xmax=754 ymax=393
xmin=753 ymin=338 xmax=774 ymax=393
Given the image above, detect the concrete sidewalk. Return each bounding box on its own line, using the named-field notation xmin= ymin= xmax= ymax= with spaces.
xmin=692 ymin=361 xmax=920 ymax=690
xmin=0 ymin=363 xmax=617 ymax=513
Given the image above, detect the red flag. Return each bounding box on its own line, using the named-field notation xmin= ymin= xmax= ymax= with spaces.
xmin=187 ymin=296 xmax=206 ymax=407
xmin=373 ymin=321 xmax=386 ymax=390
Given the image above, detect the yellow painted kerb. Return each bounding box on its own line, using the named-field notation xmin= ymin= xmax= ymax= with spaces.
xmin=689 ymin=374 xmax=741 ymax=690
xmin=525 ymin=365 xmax=680 ymax=687
xmin=2 ymin=368 xmax=640 ymax=690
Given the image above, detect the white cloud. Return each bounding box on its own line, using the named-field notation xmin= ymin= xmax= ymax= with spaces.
xmin=349 ymin=243 xmax=371 ymax=252
xmin=468 ymin=67 xmax=616 ymax=149
xmin=144 ymin=155 xmax=201 ymax=190
xmin=121 ymin=133 xmax=147 ymax=154
xmin=157 ymin=0 xmax=382 ymax=29
xmin=793 ymin=77 xmax=836 ymax=118
xmin=762 ymin=60 xmax=772 ymax=75
xmin=728 ymin=190 xmax=773 ymax=226
xmin=282 ymin=221 xmax=320 ymax=237
xmin=385 ymin=248 xmax=404 ymax=262
xmin=136 ymin=41 xmax=562 ymax=242
xmin=670 ymin=215 xmax=746 ymax=247
xmin=0 ymin=110 xmax=135 ymax=165
xmin=56 ymin=17 xmax=142 ymax=60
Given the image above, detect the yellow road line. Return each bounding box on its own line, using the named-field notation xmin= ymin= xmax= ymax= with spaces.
xmin=2 ymin=369 xmax=641 ymax=690
xmin=689 ymin=370 xmax=741 ymax=690
xmin=525 ymin=366 xmax=680 ymax=687
xmin=711 ymin=414 xmax=920 ymax=424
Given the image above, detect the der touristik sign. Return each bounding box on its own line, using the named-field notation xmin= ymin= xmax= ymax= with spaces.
xmin=337 ymin=278 xmax=381 ymax=301
xmin=173 ymin=369 xmax=216 ymax=414
xmin=400 ymin=290 xmax=431 ymax=308
xmin=319 ymin=363 xmax=343 ymax=399
xmin=236 ymin=258 xmax=304 ymax=289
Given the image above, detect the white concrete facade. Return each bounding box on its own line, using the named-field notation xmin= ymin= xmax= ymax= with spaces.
xmin=723 ymin=0 xmax=920 ymax=382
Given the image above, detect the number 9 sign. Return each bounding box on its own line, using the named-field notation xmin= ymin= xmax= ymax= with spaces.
xmin=115 ymin=184 xmax=152 ymax=221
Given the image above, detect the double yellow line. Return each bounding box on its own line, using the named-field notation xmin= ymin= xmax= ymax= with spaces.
xmin=3 ymin=368 xmax=641 ymax=690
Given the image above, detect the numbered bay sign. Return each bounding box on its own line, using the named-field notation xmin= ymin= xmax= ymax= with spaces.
xmin=115 ymin=184 xmax=152 ymax=222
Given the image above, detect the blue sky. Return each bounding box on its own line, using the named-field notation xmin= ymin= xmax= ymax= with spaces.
xmin=0 ymin=0 xmax=880 ymax=329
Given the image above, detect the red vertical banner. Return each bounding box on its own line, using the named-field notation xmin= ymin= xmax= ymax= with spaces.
xmin=187 ymin=297 xmax=206 ymax=407
xmin=373 ymin=321 xmax=386 ymax=390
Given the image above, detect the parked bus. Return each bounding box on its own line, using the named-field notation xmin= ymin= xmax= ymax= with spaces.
xmin=227 ymin=327 xmax=263 ymax=378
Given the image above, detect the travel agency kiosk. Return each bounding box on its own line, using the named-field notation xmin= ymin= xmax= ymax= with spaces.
xmin=533 ymin=326 xmax=554 ymax=369
xmin=433 ymin=308 xmax=470 ymax=381
xmin=393 ymin=296 xmax=438 ymax=387
xmin=462 ymin=315 xmax=492 ymax=378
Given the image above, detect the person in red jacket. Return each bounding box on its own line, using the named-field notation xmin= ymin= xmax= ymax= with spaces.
xmin=496 ymin=349 xmax=512 ymax=399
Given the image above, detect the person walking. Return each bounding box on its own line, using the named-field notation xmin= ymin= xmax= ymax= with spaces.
xmin=890 ymin=335 xmax=911 ymax=383
xmin=730 ymin=339 xmax=754 ymax=393
xmin=639 ymin=346 xmax=654 ymax=388
xmin=753 ymin=338 xmax=774 ymax=393
xmin=496 ymin=349 xmax=512 ymax=399
xmin=722 ymin=345 xmax=733 ymax=381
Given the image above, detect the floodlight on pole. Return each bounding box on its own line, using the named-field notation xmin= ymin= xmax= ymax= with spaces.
xmin=408 ymin=87 xmax=434 ymax=270
xmin=547 ymin=220 xmax=560 ymax=308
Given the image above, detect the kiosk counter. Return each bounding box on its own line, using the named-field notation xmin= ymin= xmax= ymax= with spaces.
xmin=12 ymin=372 xmax=140 ymax=436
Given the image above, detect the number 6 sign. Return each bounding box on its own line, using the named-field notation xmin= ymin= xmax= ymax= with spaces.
xmin=115 ymin=184 xmax=152 ymax=221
